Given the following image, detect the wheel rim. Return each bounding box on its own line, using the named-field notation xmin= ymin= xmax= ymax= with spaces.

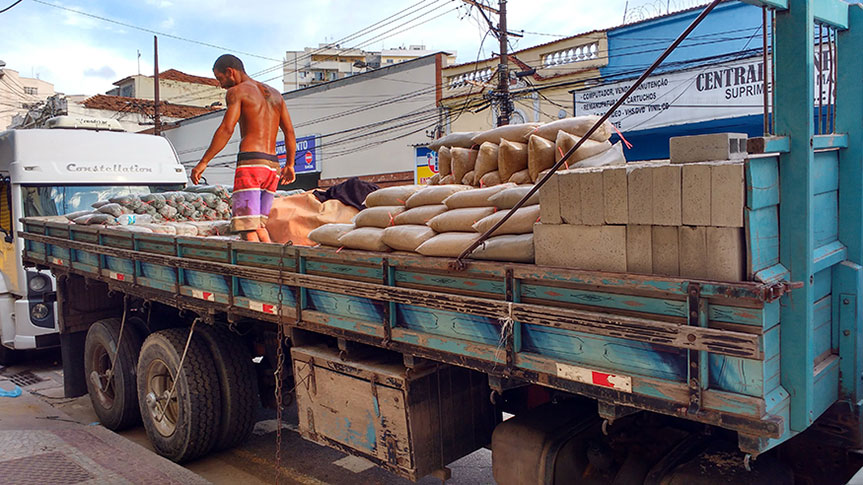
xmin=88 ymin=342 xmax=115 ymax=410
xmin=144 ymin=358 xmax=179 ymax=437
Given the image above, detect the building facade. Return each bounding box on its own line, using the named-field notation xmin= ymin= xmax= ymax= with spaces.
xmin=0 ymin=67 xmax=54 ymax=130
xmin=283 ymin=44 xmax=455 ymax=92
xmin=170 ymin=53 xmax=448 ymax=189
xmin=106 ymin=69 xmax=226 ymax=108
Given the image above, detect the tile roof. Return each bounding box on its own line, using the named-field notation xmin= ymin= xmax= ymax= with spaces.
xmin=81 ymin=94 xmax=220 ymax=119
xmin=157 ymin=69 xmax=221 ymax=87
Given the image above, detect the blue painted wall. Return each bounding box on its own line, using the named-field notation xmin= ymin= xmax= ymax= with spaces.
xmin=579 ymin=1 xmax=767 ymax=160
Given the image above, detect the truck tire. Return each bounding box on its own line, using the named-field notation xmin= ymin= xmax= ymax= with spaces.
xmin=0 ymin=343 xmax=20 ymax=366
xmin=197 ymin=325 xmax=258 ymax=451
xmin=137 ymin=328 xmax=221 ymax=463
xmin=84 ymin=317 xmax=144 ymax=430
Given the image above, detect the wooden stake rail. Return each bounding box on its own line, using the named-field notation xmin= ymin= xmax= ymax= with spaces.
xmin=22 ymin=230 xmax=763 ymax=359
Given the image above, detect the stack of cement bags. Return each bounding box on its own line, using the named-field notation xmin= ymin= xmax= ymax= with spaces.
xmin=427 ymin=116 xmax=623 ymax=187
xmin=311 ymin=184 xmax=538 ymax=263
xmin=67 ymin=185 xmax=233 ymax=225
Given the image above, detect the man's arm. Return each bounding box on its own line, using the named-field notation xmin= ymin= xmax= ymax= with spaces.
xmin=278 ymin=100 xmax=297 ymax=185
xmin=191 ymin=89 xmax=241 ymax=184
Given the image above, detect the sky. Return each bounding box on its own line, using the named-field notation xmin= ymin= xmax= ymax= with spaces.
xmin=1 ymin=0 xmax=711 ymax=97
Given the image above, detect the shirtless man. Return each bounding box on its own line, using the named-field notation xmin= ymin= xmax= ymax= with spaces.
xmin=191 ymin=54 xmax=296 ymax=243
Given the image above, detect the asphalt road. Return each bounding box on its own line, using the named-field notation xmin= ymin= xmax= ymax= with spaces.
xmin=2 ymin=350 xmax=494 ymax=485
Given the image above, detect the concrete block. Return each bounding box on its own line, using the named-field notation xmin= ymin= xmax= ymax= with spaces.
xmin=652 ymin=164 xmax=682 ymax=226
xmin=603 ymin=166 xmax=627 ymax=225
xmin=627 ymin=164 xmax=653 ymax=225
xmin=557 ymin=170 xmax=582 ymax=225
xmin=626 ymin=225 xmax=652 ymax=274
xmin=535 ymin=224 xmax=626 ymax=272
xmin=706 ymin=227 xmax=744 ymax=281
xmin=682 ymin=163 xmax=712 ymax=226
xmin=539 ymin=174 xmax=561 ymax=224
xmin=710 ymin=162 xmax=745 ymax=227
xmin=579 ymin=169 xmax=605 ymax=225
xmin=669 ymin=132 xmax=747 ymax=164
xmin=652 ymin=226 xmax=679 ymax=276
xmin=678 ymin=226 xmax=708 ymax=279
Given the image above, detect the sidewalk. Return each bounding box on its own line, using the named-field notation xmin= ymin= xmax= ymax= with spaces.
xmin=0 ymin=361 xmax=210 ymax=485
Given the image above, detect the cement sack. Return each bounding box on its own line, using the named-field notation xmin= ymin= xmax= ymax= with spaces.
xmin=165 ymin=222 xmax=199 ymax=237
xmin=473 ymin=142 xmax=499 ymax=184
xmin=416 ymin=232 xmax=481 ymax=258
xmin=394 ymin=204 xmax=448 ymax=225
xmin=508 ymin=169 xmax=531 ymax=185
xmin=498 ymin=140 xmax=529 ymax=182
xmin=439 ymin=175 xmax=456 ymax=185
xmin=116 ymin=214 xmax=153 ymax=225
xmin=472 ymin=204 xmax=540 ymax=236
xmin=428 ymin=207 xmax=497 ymax=233
xmin=353 ymin=205 xmax=405 ymax=228
xmin=73 ymin=213 xmax=117 ymax=225
xmin=488 ymin=186 xmax=540 ymax=209
xmin=65 ymin=210 xmax=97 ymax=221
xmin=570 ymin=141 xmax=626 ymax=169
xmin=461 ymin=170 xmax=476 ymax=186
xmin=443 ymin=184 xmax=515 ymax=209
xmin=428 ymin=132 xmax=478 ymax=151
xmin=555 ymin=131 xmax=613 ymax=164
xmin=451 ymin=148 xmax=478 ymax=186
xmin=472 ymin=234 xmax=535 ymax=263
xmin=187 ymin=221 xmax=231 ymax=237
xmin=405 ymin=185 xmax=472 ymax=208
xmin=382 ymin=225 xmax=436 ymax=252
xmin=528 ymin=135 xmax=556 ymax=182
xmin=136 ymin=223 xmax=177 ymax=235
xmin=364 ymin=185 xmax=423 ymax=207
xmin=471 ymin=123 xmax=542 ymax=146
xmin=533 ymin=115 xmax=613 ymax=143
xmin=438 ymin=147 xmax=452 ymax=177
xmin=338 ymin=227 xmax=391 ymax=252
xmin=480 ymin=171 xmax=503 ymax=187
xmin=108 ymin=225 xmax=154 ymax=234
xmin=308 ymin=223 xmax=355 ymax=247
xmin=428 ymin=173 xmax=441 ymax=185
xmin=98 ymin=203 xmax=130 ymax=217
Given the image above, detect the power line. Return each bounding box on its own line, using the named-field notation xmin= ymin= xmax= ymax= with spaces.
xmin=30 ymin=0 xmax=281 ymax=61
xmin=0 ymin=0 xmax=23 ymax=14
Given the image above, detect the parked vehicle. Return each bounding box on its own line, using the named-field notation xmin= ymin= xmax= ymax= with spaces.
xmin=0 ymin=118 xmax=187 ymax=363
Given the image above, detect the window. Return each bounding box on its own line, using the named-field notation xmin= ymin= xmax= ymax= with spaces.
xmin=21 ymin=185 xmax=184 ymax=218
xmin=23 ymin=87 xmax=37 ymax=95
xmin=120 ymin=85 xmax=133 ymax=97
xmin=386 ymin=59 xmax=394 ymax=64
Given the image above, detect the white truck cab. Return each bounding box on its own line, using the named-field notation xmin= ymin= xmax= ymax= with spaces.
xmin=0 ymin=120 xmax=187 ymax=363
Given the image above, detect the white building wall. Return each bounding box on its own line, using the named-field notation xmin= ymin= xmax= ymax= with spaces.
xmin=0 ymin=69 xmax=54 ymax=130
xmin=167 ymin=54 xmax=441 ymax=183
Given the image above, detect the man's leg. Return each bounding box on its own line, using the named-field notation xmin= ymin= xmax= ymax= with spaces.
xmin=254 ymin=228 xmax=271 ymax=243
xmin=243 ymin=230 xmax=260 ymax=242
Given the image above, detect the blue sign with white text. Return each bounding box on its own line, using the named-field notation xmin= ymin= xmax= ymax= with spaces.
xmin=276 ymin=135 xmax=319 ymax=173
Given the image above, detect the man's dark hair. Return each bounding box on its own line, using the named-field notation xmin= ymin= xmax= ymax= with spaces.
xmin=213 ymin=54 xmax=245 ymax=74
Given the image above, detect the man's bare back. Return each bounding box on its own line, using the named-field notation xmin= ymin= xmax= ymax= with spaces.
xmin=192 ymin=54 xmax=297 ymax=242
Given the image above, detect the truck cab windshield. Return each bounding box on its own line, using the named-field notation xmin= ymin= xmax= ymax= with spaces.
xmin=22 ymin=185 xmax=185 ymax=217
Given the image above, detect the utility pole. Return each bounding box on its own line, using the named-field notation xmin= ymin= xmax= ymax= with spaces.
xmin=153 ymin=36 xmax=161 ymax=136
xmin=461 ymin=0 xmax=512 ymax=126
xmin=496 ymin=0 xmax=510 ymax=126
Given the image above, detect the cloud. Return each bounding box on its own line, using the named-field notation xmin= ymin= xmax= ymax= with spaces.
xmin=83 ymin=66 xmax=116 ymax=79
xmin=146 ymin=0 xmax=174 ymax=7
xmin=160 ymin=17 xmax=175 ymax=29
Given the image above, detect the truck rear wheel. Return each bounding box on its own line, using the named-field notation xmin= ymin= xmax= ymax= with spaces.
xmin=0 ymin=343 xmax=20 ymax=366
xmin=137 ymin=328 xmax=221 ymax=463
xmin=197 ymin=325 xmax=258 ymax=451
xmin=84 ymin=317 xmax=144 ymax=430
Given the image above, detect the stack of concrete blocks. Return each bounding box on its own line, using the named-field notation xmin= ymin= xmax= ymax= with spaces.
xmin=536 ymin=133 xmax=748 ymax=281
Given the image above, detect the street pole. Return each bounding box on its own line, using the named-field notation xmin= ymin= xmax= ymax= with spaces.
xmin=153 ymin=35 xmax=161 ymax=136
xmin=496 ymin=0 xmax=510 ymax=126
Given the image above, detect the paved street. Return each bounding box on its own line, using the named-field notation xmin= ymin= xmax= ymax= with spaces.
xmin=0 ymin=350 xmax=493 ymax=485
